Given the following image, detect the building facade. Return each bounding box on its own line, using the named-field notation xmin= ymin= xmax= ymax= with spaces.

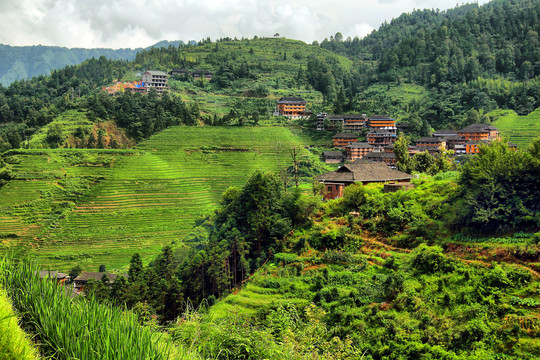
xmin=415 ymin=137 xmax=446 ymax=150
xmin=368 ymin=115 xmax=397 ymax=133
xmin=276 ymin=97 xmax=308 ymax=119
xmin=458 ymin=124 xmax=499 ymax=141
xmin=333 ymin=133 xmax=359 ymax=148
xmin=345 ymin=142 xmax=374 ymax=161
xmin=142 ymin=70 xmax=169 ymax=93
xmin=367 ymin=130 xmax=397 ymax=146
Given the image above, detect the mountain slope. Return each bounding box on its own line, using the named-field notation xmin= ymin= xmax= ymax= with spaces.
xmin=0 ymin=40 xmax=186 ymax=86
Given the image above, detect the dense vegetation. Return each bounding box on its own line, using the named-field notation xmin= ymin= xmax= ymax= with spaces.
xmin=75 ymin=140 xmax=540 ymax=359
xmin=1 ymin=0 xmax=539 ymax=357
xmin=0 ymin=257 xmax=197 ymax=359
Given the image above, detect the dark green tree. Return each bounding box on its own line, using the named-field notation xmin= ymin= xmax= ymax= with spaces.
xmin=128 ymin=253 xmax=144 ymax=283
xmin=457 ymin=140 xmax=540 ymax=232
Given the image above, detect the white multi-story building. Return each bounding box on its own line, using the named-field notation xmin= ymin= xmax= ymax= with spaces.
xmin=141 ymin=70 xmax=169 ymax=93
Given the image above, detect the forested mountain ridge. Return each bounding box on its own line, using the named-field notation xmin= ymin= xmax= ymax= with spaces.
xmin=0 ymin=40 xmax=186 ymax=86
xmin=317 ymin=0 xmax=539 ymax=130
xmin=0 ymin=0 xmax=538 ymax=153
xmin=320 ymin=0 xmax=539 ymax=81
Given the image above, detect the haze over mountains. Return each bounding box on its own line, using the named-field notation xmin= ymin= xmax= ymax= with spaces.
xmin=0 ymin=40 xmax=186 ymax=86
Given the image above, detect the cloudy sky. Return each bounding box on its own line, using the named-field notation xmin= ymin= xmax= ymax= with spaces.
xmin=0 ymin=0 xmax=491 ymax=49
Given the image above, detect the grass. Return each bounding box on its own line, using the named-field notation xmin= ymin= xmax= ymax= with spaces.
xmin=0 ymin=126 xmax=320 ymax=271
xmin=27 ymin=109 xmax=94 ymax=149
xmin=0 ymin=285 xmax=40 ymax=360
xmin=0 ymin=257 xmax=197 ymax=360
xmin=489 ymin=107 xmax=540 ymax=148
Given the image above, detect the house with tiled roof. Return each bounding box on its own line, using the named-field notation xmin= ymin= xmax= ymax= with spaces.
xmin=37 ymin=270 xmax=68 ymax=284
xmin=432 ymin=129 xmax=458 ymax=137
xmin=322 ymin=151 xmax=344 ymax=164
xmin=316 ymin=162 xmax=412 ymax=199
xmin=73 ymin=272 xmax=124 ymax=293
xmin=343 ymin=114 xmax=367 ymax=132
xmin=316 ymin=113 xmax=367 ymax=131
xmin=367 ymin=130 xmax=397 ymax=146
xmin=415 ymin=137 xmax=446 ymax=150
xmin=275 ymin=97 xmax=308 ymax=119
xmin=368 ymin=115 xmax=397 ymax=133
xmin=362 ymin=150 xmax=397 ymax=167
xmin=192 ymin=70 xmax=213 ymax=80
xmin=169 ymin=68 xmax=189 ymax=76
xmin=458 ymin=124 xmax=499 ymax=141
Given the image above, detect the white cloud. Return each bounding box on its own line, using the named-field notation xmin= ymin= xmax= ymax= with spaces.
xmin=0 ymin=0 xmax=492 ymax=48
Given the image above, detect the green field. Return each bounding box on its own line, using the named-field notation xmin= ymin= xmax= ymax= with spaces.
xmin=0 ymin=126 xmax=318 ymax=271
xmin=490 ymin=107 xmax=540 ymax=148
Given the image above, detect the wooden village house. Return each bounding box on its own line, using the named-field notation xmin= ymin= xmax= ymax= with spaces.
xmin=73 ymin=272 xmax=122 ymax=294
xmin=316 ymin=162 xmax=413 ymax=200
xmin=345 ymin=142 xmax=374 ymax=161
xmin=275 ymin=97 xmax=308 ymax=119
xmin=322 ymin=151 xmax=344 ymax=164
xmin=37 ymin=270 xmax=68 ymax=284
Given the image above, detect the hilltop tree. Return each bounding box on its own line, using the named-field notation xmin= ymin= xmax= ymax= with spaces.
xmin=68 ymin=265 xmax=83 ymax=281
xmin=128 ymin=253 xmax=143 ymax=283
xmin=46 ymin=123 xmax=63 ymax=148
xmin=456 ymin=140 xmax=540 ymax=232
xmin=394 ymin=133 xmax=412 ymax=172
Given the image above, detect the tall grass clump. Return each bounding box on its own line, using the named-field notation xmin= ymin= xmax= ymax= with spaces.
xmin=0 ymin=286 xmax=40 ymax=360
xmin=0 ymin=257 xmax=194 ymax=360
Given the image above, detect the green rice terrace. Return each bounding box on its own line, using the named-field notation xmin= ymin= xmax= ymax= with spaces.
xmin=490 ymin=108 xmax=540 ymax=148
xmin=0 ymin=126 xmax=320 ymax=271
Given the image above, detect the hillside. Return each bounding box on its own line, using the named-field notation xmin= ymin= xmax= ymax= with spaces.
xmin=133 ymin=37 xmax=350 ymax=115
xmin=0 ymin=126 xmax=322 ymax=270
xmin=489 ymin=108 xmax=540 ymax=148
xmin=0 ymin=0 xmax=539 ymax=152
xmin=0 ymin=40 xmax=186 ymax=86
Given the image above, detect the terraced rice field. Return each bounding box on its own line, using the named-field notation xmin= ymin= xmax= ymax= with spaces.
xmin=0 ymin=126 xmax=315 ymax=271
xmin=491 ymin=107 xmax=540 ymax=148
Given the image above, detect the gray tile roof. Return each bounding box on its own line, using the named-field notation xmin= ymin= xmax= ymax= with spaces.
xmin=37 ymin=270 xmax=68 ymax=279
xmin=459 ymin=124 xmax=498 ymax=133
xmin=333 ymin=133 xmax=358 ymax=139
xmin=74 ymin=272 xmax=119 ymax=282
xmin=144 ymin=70 xmax=168 ymax=76
xmin=346 ymin=142 xmax=373 ymax=149
xmin=316 ymin=163 xmax=411 ymax=183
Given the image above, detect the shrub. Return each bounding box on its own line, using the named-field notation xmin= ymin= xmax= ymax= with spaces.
xmin=308 ymin=224 xmax=348 ymax=250
xmin=409 ymin=244 xmax=454 ymax=274
xmin=273 ymin=252 xmax=299 ymax=266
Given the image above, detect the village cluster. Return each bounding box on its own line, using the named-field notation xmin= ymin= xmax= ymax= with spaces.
xmin=101 ymin=76 xmax=511 ymax=204
xmin=275 ymin=96 xmax=513 ymax=200
xmin=274 ymin=96 xmax=509 ymax=163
